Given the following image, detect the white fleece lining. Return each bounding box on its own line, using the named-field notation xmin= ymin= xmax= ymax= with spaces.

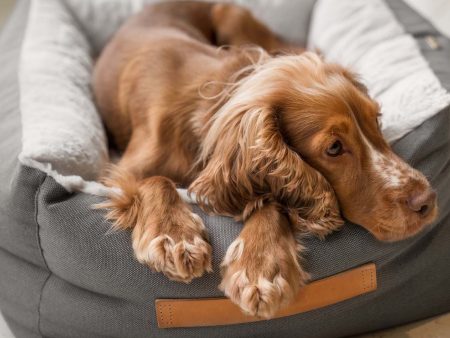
xmin=18 ymin=0 xmax=450 ymax=198
xmin=19 ymin=0 xmax=110 ymax=194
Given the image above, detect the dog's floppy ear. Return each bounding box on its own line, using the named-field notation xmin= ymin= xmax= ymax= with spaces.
xmin=189 ymin=99 xmax=341 ymax=228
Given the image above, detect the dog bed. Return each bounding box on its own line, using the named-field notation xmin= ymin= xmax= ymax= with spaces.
xmin=0 ymin=0 xmax=449 ymax=337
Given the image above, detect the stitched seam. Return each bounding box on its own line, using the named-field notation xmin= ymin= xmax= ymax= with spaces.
xmin=362 ymin=266 xmax=375 ymax=291
xmin=37 ymin=273 xmax=51 ymax=338
xmin=361 ymin=265 xmax=376 ymax=292
xmin=157 ymin=303 xmax=173 ymax=327
xmin=169 ymin=303 xmax=173 ymax=326
xmin=157 ymin=303 xmax=163 ymax=326
xmin=361 ymin=269 xmax=366 ymax=291
xmin=34 ymin=174 xmax=51 ymax=337
xmin=34 ymin=175 xmax=49 ymax=270
xmin=370 ymin=267 xmax=375 ymax=289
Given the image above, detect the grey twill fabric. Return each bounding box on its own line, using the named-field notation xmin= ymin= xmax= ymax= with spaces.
xmin=0 ymin=0 xmax=449 ymax=337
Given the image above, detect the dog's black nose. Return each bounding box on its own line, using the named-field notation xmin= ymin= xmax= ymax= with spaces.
xmin=407 ymin=189 xmax=436 ymax=217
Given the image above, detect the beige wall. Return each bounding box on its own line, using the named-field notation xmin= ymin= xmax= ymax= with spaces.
xmin=0 ymin=0 xmax=16 ymax=29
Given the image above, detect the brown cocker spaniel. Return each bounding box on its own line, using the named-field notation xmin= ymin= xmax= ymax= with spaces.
xmin=93 ymin=2 xmax=437 ymax=318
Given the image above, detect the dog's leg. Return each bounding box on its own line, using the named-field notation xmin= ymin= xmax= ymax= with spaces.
xmin=101 ymin=172 xmax=212 ymax=282
xmin=99 ymin=141 xmax=212 ymax=283
xmin=219 ymin=204 xmax=308 ymax=318
xmin=211 ymin=3 xmax=304 ymax=54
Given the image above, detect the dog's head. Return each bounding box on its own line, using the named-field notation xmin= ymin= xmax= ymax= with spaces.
xmin=191 ymin=52 xmax=437 ymax=241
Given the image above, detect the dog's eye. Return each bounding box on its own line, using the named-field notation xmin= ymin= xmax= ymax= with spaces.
xmin=326 ymin=140 xmax=344 ymax=157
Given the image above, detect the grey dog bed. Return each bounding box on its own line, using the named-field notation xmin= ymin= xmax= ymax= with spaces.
xmin=0 ymin=0 xmax=449 ymax=337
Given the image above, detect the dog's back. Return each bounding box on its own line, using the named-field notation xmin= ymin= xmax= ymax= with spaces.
xmin=93 ymin=2 xmax=289 ymax=153
xmin=93 ymin=2 xmax=220 ymax=150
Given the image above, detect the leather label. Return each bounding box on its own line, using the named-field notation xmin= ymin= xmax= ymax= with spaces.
xmin=156 ymin=263 xmax=377 ymax=328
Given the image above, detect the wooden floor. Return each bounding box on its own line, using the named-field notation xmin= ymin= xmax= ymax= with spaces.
xmin=0 ymin=0 xmax=448 ymax=337
xmin=358 ymin=313 xmax=450 ymax=338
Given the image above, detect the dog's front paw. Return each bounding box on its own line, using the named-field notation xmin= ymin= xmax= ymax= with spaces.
xmin=291 ymin=190 xmax=344 ymax=240
xmin=302 ymin=216 xmax=344 ymax=240
xmin=132 ymin=210 xmax=212 ymax=283
xmin=219 ymin=238 xmax=307 ymax=318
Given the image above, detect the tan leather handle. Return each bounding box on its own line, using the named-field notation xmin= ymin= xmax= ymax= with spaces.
xmin=156 ymin=263 xmax=377 ymax=328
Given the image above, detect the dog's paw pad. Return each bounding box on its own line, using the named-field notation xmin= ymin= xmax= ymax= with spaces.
xmin=220 ymin=270 xmax=293 ymax=318
xmin=133 ymin=233 xmax=212 ymax=283
xmin=219 ymin=234 xmax=306 ymax=318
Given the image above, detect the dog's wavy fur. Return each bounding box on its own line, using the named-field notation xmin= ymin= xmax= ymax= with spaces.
xmin=93 ymin=2 xmax=437 ymax=318
xmin=190 ymin=53 xmax=343 ymax=242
